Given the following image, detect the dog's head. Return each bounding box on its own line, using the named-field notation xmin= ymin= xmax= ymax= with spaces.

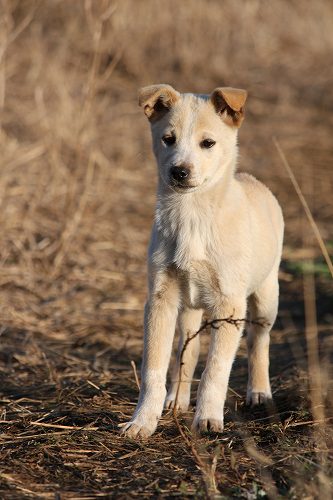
xmin=139 ymin=84 xmax=247 ymax=193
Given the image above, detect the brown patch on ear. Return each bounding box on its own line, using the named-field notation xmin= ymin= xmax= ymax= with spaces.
xmin=138 ymin=84 xmax=180 ymax=122
xmin=211 ymin=87 xmax=248 ymax=127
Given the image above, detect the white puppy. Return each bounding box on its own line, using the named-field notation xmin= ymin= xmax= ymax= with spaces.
xmin=122 ymin=84 xmax=284 ymax=438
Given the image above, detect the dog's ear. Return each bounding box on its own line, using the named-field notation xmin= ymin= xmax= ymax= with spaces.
xmin=211 ymin=87 xmax=247 ymax=127
xmin=138 ymin=84 xmax=180 ymax=121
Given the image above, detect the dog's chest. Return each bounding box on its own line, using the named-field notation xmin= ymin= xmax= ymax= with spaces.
xmin=156 ymin=198 xmax=223 ymax=306
xmin=173 ymin=221 xmax=221 ymax=309
xmin=156 ymin=196 xmax=216 ymax=269
xmin=175 ymin=224 xmax=206 ymax=267
xmin=177 ymin=258 xmax=221 ymax=310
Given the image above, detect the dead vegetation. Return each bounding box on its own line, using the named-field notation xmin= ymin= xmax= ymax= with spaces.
xmin=0 ymin=0 xmax=332 ymax=498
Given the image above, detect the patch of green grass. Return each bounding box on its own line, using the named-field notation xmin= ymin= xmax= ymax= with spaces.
xmin=286 ymin=259 xmax=332 ymax=278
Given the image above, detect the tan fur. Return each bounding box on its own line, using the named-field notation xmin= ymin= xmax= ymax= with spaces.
xmin=121 ymin=84 xmax=284 ymax=438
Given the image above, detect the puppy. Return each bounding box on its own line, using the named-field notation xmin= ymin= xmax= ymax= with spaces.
xmin=122 ymin=84 xmax=284 ymax=438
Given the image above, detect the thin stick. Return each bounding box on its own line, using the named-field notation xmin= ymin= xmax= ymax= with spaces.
xmin=0 ymin=431 xmax=72 ymax=444
xmin=173 ymin=315 xmax=268 ymax=411
xmin=30 ymin=422 xmax=99 ymax=430
xmin=171 ymin=315 xmax=269 ymax=496
xmin=131 ymin=360 xmax=140 ymax=390
xmin=273 ymin=137 xmax=333 ymax=279
xmin=284 ymin=417 xmax=333 ymax=428
xmin=172 ymin=412 xmax=219 ymax=496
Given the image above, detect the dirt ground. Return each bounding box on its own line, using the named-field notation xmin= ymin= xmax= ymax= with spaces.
xmin=0 ymin=1 xmax=332 ymax=498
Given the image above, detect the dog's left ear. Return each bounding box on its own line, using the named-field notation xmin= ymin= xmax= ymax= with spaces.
xmin=211 ymin=87 xmax=247 ymax=127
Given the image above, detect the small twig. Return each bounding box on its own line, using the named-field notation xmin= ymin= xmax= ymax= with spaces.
xmin=228 ymin=386 xmax=243 ymax=399
xmin=172 ymin=412 xmax=218 ymax=496
xmin=0 ymin=431 xmax=72 ymax=444
xmin=30 ymin=421 xmax=99 ymax=430
xmin=173 ymin=315 xmax=269 ymax=413
xmin=171 ymin=314 xmax=270 ymax=497
xmin=98 ymin=441 xmax=114 ymax=456
xmin=131 ymin=360 xmax=140 ymax=391
xmin=284 ymin=417 xmax=333 ymax=429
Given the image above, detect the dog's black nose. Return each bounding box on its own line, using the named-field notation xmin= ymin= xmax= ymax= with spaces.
xmin=170 ymin=166 xmax=190 ymax=182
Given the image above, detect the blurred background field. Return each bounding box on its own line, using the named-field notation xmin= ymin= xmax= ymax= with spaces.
xmin=0 ymin=0 xmax=332 ymax=498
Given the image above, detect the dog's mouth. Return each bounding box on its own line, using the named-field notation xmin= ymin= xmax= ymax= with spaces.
xmin=160 ymin=172 xmax=200 ymax=193
xmin=170 ymin=181 xmax=198 ymax=192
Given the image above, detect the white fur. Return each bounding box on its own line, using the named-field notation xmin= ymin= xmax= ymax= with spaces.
xmin=122 ymin=85 xmax=284 ymax=438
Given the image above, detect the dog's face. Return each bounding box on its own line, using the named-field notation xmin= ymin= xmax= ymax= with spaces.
xmin=139 ymin=84 xmax=247 ymax=193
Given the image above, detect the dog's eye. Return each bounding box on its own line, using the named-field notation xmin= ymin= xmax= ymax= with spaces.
xmin=162 ymin=135 xmax=176 ymax=146
xmin=201 ymin=139 xmax=216 ymax=149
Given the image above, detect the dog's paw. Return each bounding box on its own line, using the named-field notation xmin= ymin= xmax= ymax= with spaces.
xmin=192 ymin=416 xmax=224 ymax=434
xmin=120 ymin=416 xmax=158 ymax=439
xmin=246 ymin=390 xmax=272 ymax=407
xmin=164 ymin=391 xmax=190 ymax=412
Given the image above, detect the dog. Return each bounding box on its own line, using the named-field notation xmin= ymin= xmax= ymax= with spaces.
xmin=121 ymin=84 xmax=284 ymax=438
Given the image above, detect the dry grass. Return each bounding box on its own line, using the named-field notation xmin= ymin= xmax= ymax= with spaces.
xmin=0 ymin=0 xmax=332 ymax=498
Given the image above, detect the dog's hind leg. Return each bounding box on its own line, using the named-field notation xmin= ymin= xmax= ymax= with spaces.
xmin=246 ymin=271 xmax=279 ymax=406
xmin=165 ymin=308 xmax=202 ymax=411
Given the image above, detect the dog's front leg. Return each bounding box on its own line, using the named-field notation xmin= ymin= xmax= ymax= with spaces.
xmin=192 ymin=298 xmax=246 ymax=433
xmin=122 ymin=270 xmax=179 ymax=438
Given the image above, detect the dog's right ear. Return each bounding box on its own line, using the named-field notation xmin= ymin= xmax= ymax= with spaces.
xmin=138 ymin=84 xmax=180 ymax=121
